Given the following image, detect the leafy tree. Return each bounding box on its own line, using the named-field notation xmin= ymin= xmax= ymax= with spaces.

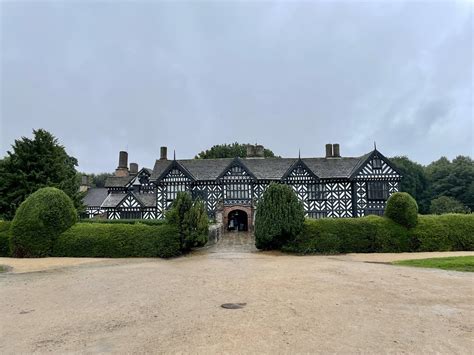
xmin=425 ymin=156 xmax=474 ymax=212
xmin=390 ymin=156 xmax=430 ymax=213
xmin=255 ymin=183 xmax=305 ymax=250
xmin=195 ymin=142 xmax=276 ymax=159
xmin=166 ymin=192 xmax=209 ymax=251
xmin=0 ymin=129 xmax=82 ymax=220
xmin=429 ymin=196 xmax=470 ymax=215
xmin=77 ymin=172 xmax=113 ymax=188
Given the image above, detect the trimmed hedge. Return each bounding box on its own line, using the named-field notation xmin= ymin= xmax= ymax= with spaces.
xmin=10 ymin=187 xmax=77 ymax=257
xmin=385 ymin=192 xmax=418 ymax=228
xmin=78 ymin=219 xmax=166 ymax=226
xmin=283 ymin=216 xmax=410 ymax=254
xmin=54 ymin=223 xmax=181 ymax=258
xmin=409 ymin=214 xmax=474 ymax=252
xmin=0 ymin=221 xmax=11 ymax=257
xmin=284 ymin=214 xmax=474 ymax=254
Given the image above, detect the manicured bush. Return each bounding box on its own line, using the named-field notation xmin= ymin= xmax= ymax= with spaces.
xmin=0 ymin=221 xmax=11 ymax=257
xmin=409 ymin=214 xmax=474 ymax=252
xmin=166 ymin=193 xmax=209 ymax=251
xmin=78 ymin=219 xmax=166 ymax=226
xmin=255 ymin=183 xmax=305 ymax=250
xmin=54 ymin=223 xmax=181 ymax=258
xmin=284 ymin=213 xmax=474 ymax=254
xmin=283 ymin=216 xmax=410 ymax=254
xmin=385 ymin=192 xmax=418 ymax=228
xmin=10 ymin=187 xmax=77 ymax=257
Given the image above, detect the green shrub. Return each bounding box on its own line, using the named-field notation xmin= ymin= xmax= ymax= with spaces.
xmin=54 ymin=223 xmax=181 ymax=258
xmin=429 ymin=196 xmax=470 ymax=214
xmin=166 ymin=193 xmax=209 ymax=251
xmin=78 ymin=219 xmax=166 ymax=226
xmin=409 ymin=214 xmax=474 ymax=252
xmin=385 ymin=192 xmax=418 ymax=228
xmin=284 ymin=216 xmax=410 ymax=254
xmin=10 ymin=187 xmax=77 ymax=257
xmin=284 ymin=214 xmax=473 ymax=254
xmin=255 ymin=183 xmax=305 ymax=250
xmin=0 ymin=221 xmax=12 ymax=257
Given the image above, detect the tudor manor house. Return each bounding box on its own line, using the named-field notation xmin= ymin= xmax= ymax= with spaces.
xmin=82 ymin=143 xmax=402 ymax=231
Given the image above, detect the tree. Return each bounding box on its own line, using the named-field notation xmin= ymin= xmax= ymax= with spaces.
xmin=429 ymin=196 xmax=470 ymax=215
xmin=425 ymin=156 xmax=474 ymax=212
xmin=166 ymin=192 xmax=209 ymax=251
xmin=0 ymin=129 xmax=82 ymax=220
xmin=195 ymin=142 xmax=276 ymax=159
xmin=254 ymin=183 xmax=305 ymax=250
xmin=77 ymin=172 xmax=113 ymax=188
xmin=390 ymin=156 xmax=430 ymax=213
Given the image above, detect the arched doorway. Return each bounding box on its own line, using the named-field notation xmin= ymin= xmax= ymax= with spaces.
xmin=227 ymin=209 xmax=248 ymax=231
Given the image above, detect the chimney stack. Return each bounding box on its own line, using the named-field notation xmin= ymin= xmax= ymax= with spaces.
xmin=130 ymin=163 xmax=138 ymax=175
xmin=325 ymin=144 xmax=333 ymax=158
xmin=246 ymin=144 xmax=265 ymax=159
xmin=160 ymin=146 xmax=168 ymax=160
xmin=115 ymin=151 xmax=129 ymax=177
xmin=79 ymin=174 xmax=89 ymax=193
xmin=332 ymin=143 xmax=340 ymax=157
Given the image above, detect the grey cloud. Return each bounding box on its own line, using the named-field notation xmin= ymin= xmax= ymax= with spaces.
xmin=1 ymin=0 xmax=472 ymax=173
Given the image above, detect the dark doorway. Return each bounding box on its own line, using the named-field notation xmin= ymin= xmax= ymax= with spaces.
xmin=227 ymin=210 xmax=248 ymax=231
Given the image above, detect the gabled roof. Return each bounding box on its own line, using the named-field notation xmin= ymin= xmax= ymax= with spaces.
xmin=100 ymin=191 xmax=156 ymax=208
xmin=105 ymin=168 xmax=152 ymax=188
xmin=244 ymin=158 xmax=297 ymax=180
xmin=83 ymin=188 xmax=108 ymax=207
xmin=149 ymin=150 xmax=398 ymax=182
xmin=217 ymin=157 xmax=257 ymax=180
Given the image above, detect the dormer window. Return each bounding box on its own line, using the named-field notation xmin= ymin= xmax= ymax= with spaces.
xmin=372 ymin=157 xmax=382 ymax=169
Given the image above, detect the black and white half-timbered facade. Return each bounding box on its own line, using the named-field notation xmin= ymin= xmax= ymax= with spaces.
xmin=82 ymin=144 xmax=401 ymax=230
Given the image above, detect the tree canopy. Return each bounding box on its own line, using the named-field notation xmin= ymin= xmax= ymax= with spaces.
xmin=391 ymin=155 xmax=473 ymax=214
xmin=195 ymin=143 xmax=275 ymax=159
xmin=0 ymin=129 xmax=82 ymax=220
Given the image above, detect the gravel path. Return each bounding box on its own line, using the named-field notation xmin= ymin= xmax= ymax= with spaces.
xmin=0 ymin=237 xmax=472 ymax=353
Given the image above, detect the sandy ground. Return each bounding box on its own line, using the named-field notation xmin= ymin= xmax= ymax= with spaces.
xmin=0 ymin=239 xmax=473 ymax=353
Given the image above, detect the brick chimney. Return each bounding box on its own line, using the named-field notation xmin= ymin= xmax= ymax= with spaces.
xmin=247 ymin=144 xmax=265 ymax=159
xmin=160 ymin=146 xmax=168 ymax=160
xmin=79 ymin=174 xmax=89 ymax=193
xmin=332 ymin=143 xmax=341 ymax=157
xmin=325 ymin=144 xmax=333 ymax=158
xmin=130 ymin=162 xmax=138 ymax=175
xmin=115 ymin=151 xmax=129 ymax=177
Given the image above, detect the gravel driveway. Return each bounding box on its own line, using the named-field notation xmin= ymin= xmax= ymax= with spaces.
xmin=0 ymin=236 xmax=472 ymax=353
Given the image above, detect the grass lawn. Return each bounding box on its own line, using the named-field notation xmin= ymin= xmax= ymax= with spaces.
xmin=393 ymin=256 xmax=474 ymax=272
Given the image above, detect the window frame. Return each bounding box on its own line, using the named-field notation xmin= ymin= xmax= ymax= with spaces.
xmin=366 ymin=181 xmax=389 ymax=201
xmin=307 ymin=183 xmax=326 ymax=201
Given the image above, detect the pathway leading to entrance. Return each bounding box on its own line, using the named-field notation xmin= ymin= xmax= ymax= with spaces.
xmin=202 ymin=231 xmax=258 ymax=254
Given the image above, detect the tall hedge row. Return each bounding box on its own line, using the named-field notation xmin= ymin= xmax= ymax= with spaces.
xmin=54 ymin=223 xmax=181 ymax=258
xmin=0 ymin=221 xmax=11 ymax=257
xmin=284 ymin=214 xmax=474 ymax=254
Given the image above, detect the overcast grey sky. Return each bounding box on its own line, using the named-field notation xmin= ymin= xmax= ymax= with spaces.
xmin=1 ymin=0 xmax=472 ymax=173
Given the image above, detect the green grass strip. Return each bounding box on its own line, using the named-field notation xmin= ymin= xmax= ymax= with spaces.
xmin=393 ymin=256 xmax=474 ymax=272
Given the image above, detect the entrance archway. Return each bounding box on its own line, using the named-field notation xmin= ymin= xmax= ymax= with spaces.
xmin=227 ymin=209 xmax=248 ymax=231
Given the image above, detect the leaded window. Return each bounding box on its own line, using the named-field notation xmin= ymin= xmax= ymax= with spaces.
xmin=119 ymin=210 xmax=142 ymax=219
xmin=307 ymin=211 xmax=327 ymax=219
xmin=367 ymin=181 xmax=389 ymax=200
xmin=372 ymin=157 xmax=382 ymax=169
xmin=365 ymin=208 xmax=384 ymax=216
xmin=225 ymin=183 xmax=250 ymax=200
xmin=166 ymin=183 xmax=187 ymax=201
xmin=308 ymin=183 xmax=325 ymax=200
